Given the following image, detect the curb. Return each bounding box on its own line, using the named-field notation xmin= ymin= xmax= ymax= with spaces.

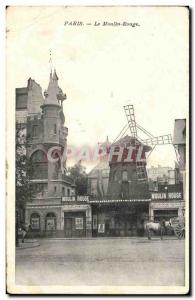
xmin=16 ymin=239 xmax=40 ymax=249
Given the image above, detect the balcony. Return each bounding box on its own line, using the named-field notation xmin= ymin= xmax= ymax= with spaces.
xmin=62 ymin=174 xmax=75 ymax=185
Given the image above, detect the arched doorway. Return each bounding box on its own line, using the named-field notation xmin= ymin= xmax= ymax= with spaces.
xmin=30 ymin=213 xmax=40 ymax=231
xmin=45 ymin=212 xmax=56 ymax=231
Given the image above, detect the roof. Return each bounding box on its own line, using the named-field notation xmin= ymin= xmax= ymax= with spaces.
xmin=112 ymin=135 xmax=151 ymax=152
xmin=88 ymin=160 xmax=109 ymax=177
xmin=173 ymin=119 xmax=186 ymax=145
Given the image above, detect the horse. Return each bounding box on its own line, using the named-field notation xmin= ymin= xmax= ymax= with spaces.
xmin=144 ymin=220 xmax=171 ymax=240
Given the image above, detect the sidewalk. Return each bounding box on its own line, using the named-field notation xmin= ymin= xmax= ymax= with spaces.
xmin=16 ymin=236 xmax=181 ymax=246
xmin=43 ymin=236 xmax=180 ymax=241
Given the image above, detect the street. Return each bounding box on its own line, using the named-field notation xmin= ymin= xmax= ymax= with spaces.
xmin=16 ymin=238 xmax=185 ymax=286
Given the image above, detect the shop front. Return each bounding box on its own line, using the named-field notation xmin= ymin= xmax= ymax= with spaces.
xmin=25 ymin=202 xmax=92 ymax=238
xmin=62 ymin=204 xmax=92 ymax=238
xmin=149 ymin=189 xmax=185 ymax=223
xmin=91 ymin=199 xmax=150 ymax=237
xmin=63 ymin=211 xmax=86 ymax=238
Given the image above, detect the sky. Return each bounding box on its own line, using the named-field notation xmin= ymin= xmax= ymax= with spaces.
xmin=6 ymin=6 xmax=189 ymax=172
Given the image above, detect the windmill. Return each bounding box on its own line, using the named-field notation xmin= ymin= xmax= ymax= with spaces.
xmin=110 ymin=104 xmax=174 ymax=182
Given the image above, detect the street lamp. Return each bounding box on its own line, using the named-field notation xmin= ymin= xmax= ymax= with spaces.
xmin=164 ymin=186 xmax=168 ymax=200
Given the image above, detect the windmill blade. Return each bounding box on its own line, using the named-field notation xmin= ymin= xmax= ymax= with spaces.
xmin=142 ymin=134 xmax=172 ymax=146
xmin=136 ymin=122 xmax=154 ymax=138
xmin=112 ymin=123 xmax=129 ymax=145
xmin=146 ymin=144 xmax=156 ymax=159
xmin=124 ymin=104 xmax=138 ymax=137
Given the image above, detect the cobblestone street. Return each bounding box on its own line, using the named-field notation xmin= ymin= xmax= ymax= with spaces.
xmin=15 ymin=237 xmax=185 ymax=286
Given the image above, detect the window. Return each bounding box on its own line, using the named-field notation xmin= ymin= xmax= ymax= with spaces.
xmin=54 ymin=186 xmax=57 ymax=193
xmin=30 ymin=150 xmax=48 ymax=180
xmin=122 ymin=170 xmax=128 ymax=181
xmin=67 ymin=188 xmax=70 ymax=196
xmin=54 ymin=124 xmax=57 ymax=134
xmin=113 ymin=171 xmax=117 ymax=181
xmin=62 ymin=187 xmax=65 ymax=196
xmin=32 ymin=125 xmax=38 ymax=137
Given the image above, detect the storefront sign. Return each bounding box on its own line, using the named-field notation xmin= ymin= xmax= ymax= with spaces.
xmin=31 ymin=217 xmax=40 ymax=230
xmin=98 ymin=224 xmax=105 ymax=233
xmin=75 ymin=218 xmax=83 ymax=229
xmin=77 ymin=196 xmax=89 ymax=202
xmin=151 ymin=192 xmax=182 ymax=200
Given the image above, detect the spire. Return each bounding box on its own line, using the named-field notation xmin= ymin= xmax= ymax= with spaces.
xmin=49 ymin=70 xmax=52 ymax=81
xmin=43 ymin=69 xmax=66 ymax=105
xmin=43 ymin=72 xmax=59 ymax=105
xmin=43 ymin=51 xmax=66 ymax=105
xmin=53 ymin=68 xmax=59 ymax=81
xmin=49 ymin=50 xmax=53 ymax=74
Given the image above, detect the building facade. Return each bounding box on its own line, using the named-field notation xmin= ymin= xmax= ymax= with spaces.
xmin=16 ymin=70 xmax=92 ymax=237
xmin=148 ymin=119 xmax=186 ymax=222
xmin=16 ymin=74 xmax=186 ymax=238
xmin=89 ymin=135 xmax=151 ymax=237
xmin=88 ymin=137 xmax=110 ymax=199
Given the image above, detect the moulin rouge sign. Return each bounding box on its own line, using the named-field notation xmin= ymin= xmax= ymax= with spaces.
xmin=151 ymin=192 xmax=183 ymax=201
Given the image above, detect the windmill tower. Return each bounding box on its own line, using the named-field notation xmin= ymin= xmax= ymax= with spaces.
xmin=107 ymin=104 xmax=173 ymax=200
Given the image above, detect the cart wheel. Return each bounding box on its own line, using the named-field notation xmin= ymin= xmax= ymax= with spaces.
xmin=174 ymin=225 xmax=185 ymax=239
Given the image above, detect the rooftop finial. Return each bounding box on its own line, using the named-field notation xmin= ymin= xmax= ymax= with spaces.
xmin=49 ymin=50 xmax=53 ymax=74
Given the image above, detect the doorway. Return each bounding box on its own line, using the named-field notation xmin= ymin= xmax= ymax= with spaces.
xmin=64 ymin=212 xmax=86 ymax=237
xmin=64 ymin=218 xmax=72 ymax=237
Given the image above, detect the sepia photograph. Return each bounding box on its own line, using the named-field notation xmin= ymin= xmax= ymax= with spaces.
xmin=6 ymin=5 xmax=189 ymax=295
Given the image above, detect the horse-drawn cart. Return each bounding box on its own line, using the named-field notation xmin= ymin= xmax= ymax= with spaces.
xmin=170 ymin=216 xmax=185 ymax=239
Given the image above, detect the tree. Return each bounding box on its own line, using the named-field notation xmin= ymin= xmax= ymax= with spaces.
xmin=67 ymin=161 xmax=88 ymax=196
xmin=15 ymin=124 xmax=34 ymax=245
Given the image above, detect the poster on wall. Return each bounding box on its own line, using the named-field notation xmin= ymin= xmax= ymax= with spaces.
xmin=46 ymin=218 xmax=56 ymax=231
xmin=31 ymin=218 xmax=40 ymax=230
xmin=98 ymin=224 xmax=105 ymax=233
xmin=75 ymin=218 xmax=83 ymax=230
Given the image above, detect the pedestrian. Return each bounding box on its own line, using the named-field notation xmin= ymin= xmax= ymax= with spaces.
xmin=21 ymin=223 xmax=27 ymax=243
xmin=160 ymin=219 xmax=166 ymax=239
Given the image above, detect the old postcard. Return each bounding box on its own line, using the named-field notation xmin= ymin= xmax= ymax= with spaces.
xmin=6 ymin=6 xmax=190 ymax=294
